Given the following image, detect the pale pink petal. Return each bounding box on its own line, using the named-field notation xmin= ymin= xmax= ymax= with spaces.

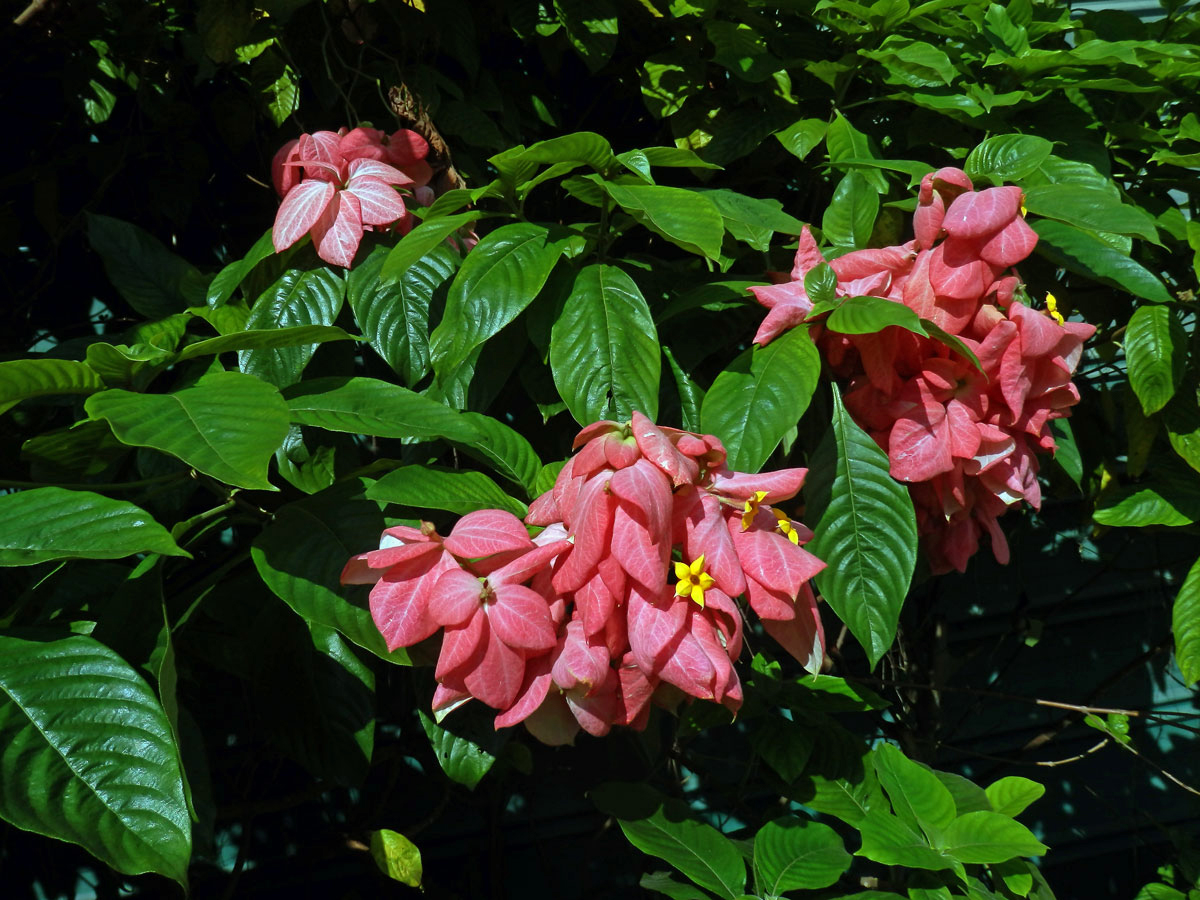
xmin=428 ymin=566 xmax=485 ymax=627
xmin=489 ymin=584 xmax=557 ymax=650
xmin=348 ymin=157 xmax=416 ymax=186
xmin=340 ymin=553 xmax=379 ymax=585
xmin=444 ymin=509 xmax=534 ymax=559
xmin=271 ymin=138 xmax=301 ymax=198
xmin=464 ymin=624 xmax=526 ymax=709
xmin=311 ymin=190 xmax=364 ymax=268
xmin=979 ymin=215 xmax=1037 ymax=268
xmin=369 ymin=551 xmax=456 ymax=650
xmin=942 ymin=186 xmax=1022 ymax=240
xmin=385 ymin=128 xmax=431 ymax=165
xmin=631 ymin=411 xmax=699 ymax=487
xmin=272 ymin=180 xmax=335 ymax=252
xmin=435 ymin=612 xmax=487 ymax=681
xmin=708 ymin=466 xmax=807 ymax=503
xmin=494 ymin=652 xmax=555 ymax=729
xmin=762 ymin=586 xmax=824 ymax=674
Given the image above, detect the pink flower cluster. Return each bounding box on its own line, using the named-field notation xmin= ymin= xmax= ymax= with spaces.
xmin=343 ymin=412 xmax=826 ymax=745
xmin=751 ymin=167 xmax=1094 ymax=574
xmin=271 ymin=126 xmax=436 ymax=267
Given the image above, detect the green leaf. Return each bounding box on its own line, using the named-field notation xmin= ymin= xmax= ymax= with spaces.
xmin=965 ymin=134 xmax=1053 ymax=181
xmin=805 ymin=264 xmax=840 ymax=306
xmin=550 ymin=264 xmax=661 ymax=425
xmin=1094 ymin=463 xmax=1200 ymax=526
xmin=379 ymin=211 xmax=479 ymax=283
xmin=367 ymin=465 xmax=527 ymax=517
xmin=371 ymin=829 xmax=423 ymax=887
xmin=920 ymin=318 xmax=983 ymax=370
xmin=1125 ymin=305 xmax=1186 ymax=415
xmin=855 ymin=810 xmax=953 ymax=871
xmin=178 ymin=324 xmax=357 ymax=362
xmin=348 ymin=243 xmax=457 ymax=387
xmin=775 ymin=118 xmax=827 ymax=162
xmin=1050 ymin=418 xmax=1083 ymax=488
xmin=1032 ymin=220 xmax=1172 ymax=303
xmin=86 ymin=371 xmax=290 ymax=491
xmin=806 ymin=386 xmax=917 ymax=667
xmin=206 ymin=228 xmax=274 ymax=307
xmin=1173 ymin=555 xmax=1200 ymax=685
xmin=753 ymin=816 xmax=850 ymax=893
xmin=700 ymin=327 xmax=820 ymax=473
xmin=85 ymin=342 xmax=172 ymax=389
xmin=826 ymin=113 xmax=886 ymax=192
xmin=418 ymin=707 xmax=500 ymax=790
xmin=699 ymin=189 xmax=805 ymax=251
xmin=86 ymin=213 xmax=205 ymax=318
xmin=251 ymin=483 xmax=409 ymax=663
xmin=282 ymin=377 xmax=483 ymax=444
xmin=985 ymin=777 xmax=1045 ymax=817
xmin=555 ymin=0 xmax=618 ymax=71
xmin=991 ymin=857 xmax=1034 ymax=897
xmin=827 ymin=295 xmax=927 ymax=335
xmin=0 ymin=488 xmax=187 ymax=566
xmin=429 ymin=223 xmax=565 ymax=395
xmin=861 ymin=38 xmax=958 ymax=87
xmin=639 ymin=871 xmax=714 ymax=900
xmin=939 ymin=811 xmax=1047 ymax=863
xmin=822 ymin=172 xmax=879 ymax=248
xmin=619 ymin=804 xmax=747 ymax=900
xmin=664 ymin=345 xmax=703 ymax=433
xmin=456 ymin=412 xmax=543 ymax=495
xmin=1022 ymin=186 xmax=1159 ymax=244
xmin=934 ymin=771 xmax=993 ymax=815
xmin=800 ymin=770 xmax=883 ymax=825
xmin=239 ymin=267 xmax=345 ymax=387
xmin=0 ymin=359 xmax=106 ymax=416
xmin=513 ymin=131 xmax=615 ymax=172
xmin=595 ymin=179 xmax=725 ymax=259
xmin=0 ymin=631 xmax=191 ymax=884
xmin=873 ymin=744 xmax=956 ymax=842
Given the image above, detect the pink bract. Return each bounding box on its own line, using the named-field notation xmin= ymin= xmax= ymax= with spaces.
xmin=749 ymin=167 xmax=1095 ymax=573
xmin=344 ymin=414 xmax=828 ymax=745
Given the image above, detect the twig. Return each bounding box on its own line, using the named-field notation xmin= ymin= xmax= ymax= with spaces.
xmin=13 ymin=0 xmax=50 ymax=26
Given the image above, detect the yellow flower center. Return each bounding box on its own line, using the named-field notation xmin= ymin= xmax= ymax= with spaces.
xmin=741 ymin=491 xmax=769 ymax=530
xmin=773 ymin=508 xmax=800 ymax=545
xmin=1046 ymin=292 xmax=1065 ymax=326
xmin=674 ymin=554 xmax=715 ymax=608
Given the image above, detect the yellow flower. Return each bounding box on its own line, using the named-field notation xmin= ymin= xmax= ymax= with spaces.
xmin=741 ymin=490 xmax=769 ymax=530
xmin=674 ymin=554 xmax=715 ymax=608
xmin=773 ymin=508 xmax=800 ymax=545
xmin=1046 ymin=292 xmax=1065 ymax=325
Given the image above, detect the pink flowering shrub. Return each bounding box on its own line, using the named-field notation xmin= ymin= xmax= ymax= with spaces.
xmin=752 ymin=168 xmax=1095 ymax=574
xmin=270 ymin=126 xmax=437 ymax=267
xmin=342 ymin=412 xmax=826 ymax=745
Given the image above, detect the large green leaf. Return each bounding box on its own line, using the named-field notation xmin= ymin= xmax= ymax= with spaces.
xmin=86 ymin=371 xmax=290 ymax=491
xmin=282 ymin=376 xmax=483 ymax=443
xmin=873 ymin=744 xmax=956 ymax=842
xmin=371 ymin=829 xmax=423 ymax=887
xmin=1125 ymin=305 xmax=1186 ymax=415
xmin=1094 ymin=463 xmax=1200 ymax=526
xmin=1032 ymin=220 xmax=1173 ymax=303
xmin=1173 ymin=555 xmax=1200 ymax=685
xmin=0 ymin=487 xmax=187 ymax=566
xmin=619 ymin=804 xmax=746 ymax=900
xmin=938 ymin=812 xmax=1047 ymax=863
xmin=700 ymin=327 xmax=820 ymax=473
xmin=512 ymin=131 xmax=615 ymax=172
xmin=379 ymin=211 xmax=479 ymax=283
xmin=806 ymin=386 xmax=917 ymax=667
xmin=751 ymin=714 xmax=815 ymax=783
xmin=251 ymin=483 xmax=409 ymax=663
xmin=822 ymin=172 xmax=879 ymax=248
xmin=699 ymin=189 xmax=805 ymax=251
xmin=855 ymin=810 xmax=953 ymax=872
xmin=797 ymin=771 xmax=883 ymax=825
xmin=1023 ymin=185 xmax=1159 ymax=243
xmin=454 ymin=412 xmax=543 ymax=495
xmin=595 ymin=179 xmax=725 ymax=259
xmin=0 ymin=631 xmax=191 ymax=884
xmin=348 ymin=243 xmax=458 ymax=387
xmin=238 ymin=267 xmax=345 ymax=387
xmin=428 ymin=222 xmax=565 ymax=395
xmin=754 ymin=816 xmax=850 ymax=893
xmin=964 ymin=133 xmax=1053 ymax=181
xmin=550 ymin=264 xmax=661 ymax=425
xmin=367 ymin=465 xmax=527 ymax=517
xmin=0 ymin=359 xmax=106 ymax=415
xmin=86 ymin=213 xmax=205 ymax=318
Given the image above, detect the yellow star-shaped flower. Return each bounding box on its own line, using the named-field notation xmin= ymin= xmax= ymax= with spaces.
xmin=674 ymin=554 xmax=715 ymax=608
xmin=773 ymin=508 xmax=801 ymax=545
xmin=741 ymin=491 xmax=769 ymax=531
xmin=1046 ymin=292 xmax=1065 ymax=325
